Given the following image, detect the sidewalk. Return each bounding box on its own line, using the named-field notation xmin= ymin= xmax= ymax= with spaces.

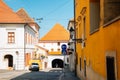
xmin=59 ymin=68 xmax=80 ymax=80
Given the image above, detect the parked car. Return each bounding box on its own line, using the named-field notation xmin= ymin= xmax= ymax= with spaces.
xmin=29 ymin=63 xmax=39 ymax=71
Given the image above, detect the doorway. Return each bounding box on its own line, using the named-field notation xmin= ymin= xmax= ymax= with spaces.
xmin=4 ymin=55 xmax=13 ymax=68
xmin=106 ymin=57 xmax=115 ymax=80
xmin=52 ymin=59 xmax=63 ymax=68
xmin=84 ymin=60 xmax=86 ymax=77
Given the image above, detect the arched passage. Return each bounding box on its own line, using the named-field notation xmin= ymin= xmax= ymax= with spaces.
xmin=4 ymin=55 xmax=13 ymax=67
xmin=52 ymin=59 xmax=63 ymax=68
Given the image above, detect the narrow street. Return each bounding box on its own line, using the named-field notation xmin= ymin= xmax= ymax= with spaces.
xmin=0 ymin=68 xmax=79 ymax=80
xmin=0 ymin=68 xmax=62 ymax=80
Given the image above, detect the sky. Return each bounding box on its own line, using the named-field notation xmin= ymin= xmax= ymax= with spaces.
xmin=4 ymin=0 xmax=74 ymax=38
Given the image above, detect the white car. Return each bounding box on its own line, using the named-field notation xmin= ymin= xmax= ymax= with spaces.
xmin=29 ymin=63 xmax=39 ymax=71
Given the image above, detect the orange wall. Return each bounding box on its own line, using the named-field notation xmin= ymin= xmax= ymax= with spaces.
xmin=49 ymin=51 xmax=61 ymax=55
xmin=75 ymin=0 xmax=120 ymax=79
xmin=103 ymin=21 xmax=120 ymax=79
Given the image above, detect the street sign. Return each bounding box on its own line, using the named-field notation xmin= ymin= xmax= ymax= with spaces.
xmin=61 ymin=44 xmax=67 ymax=55
xmin=62 ymin=50 xmax=67 ymax=55
xmin=61 ymin=44 xmax=67 ymax=50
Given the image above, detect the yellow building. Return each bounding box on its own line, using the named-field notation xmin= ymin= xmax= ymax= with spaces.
xmin=75 ymin=0 xmax=120 ymax=80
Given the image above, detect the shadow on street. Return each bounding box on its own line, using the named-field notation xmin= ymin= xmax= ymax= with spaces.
xmin=11 ymin=68 xmax=63 ymax=80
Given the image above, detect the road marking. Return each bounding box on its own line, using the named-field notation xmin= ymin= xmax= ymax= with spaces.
xmin=59 ymin=73 xmax=64 ymax=80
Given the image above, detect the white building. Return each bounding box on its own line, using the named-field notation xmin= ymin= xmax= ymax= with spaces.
xmin=0 ymin=1 xmax=39 ymax=70
xmin=67 ymin=18 xmax=76 ymax=72
xmin=39 ymin=23 xmax=69 ymax=68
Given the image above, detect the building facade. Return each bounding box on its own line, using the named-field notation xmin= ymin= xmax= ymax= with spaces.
xmin=75 ymin=0 xmax=120 ymax=80
xmin=0 ymin=0 xmax=39 ymax=70
xmin=0 ymin=24 xmax=36 ymax=70
xmin=39 ymin=23 xmax=69 ymax=68
xmin=16 ymin=8 xmax=40 ymax=69
xmin=67 ymin=18 xmax=76 ymax=72
xmin=34 ymin=45 xmax=48 ymax=70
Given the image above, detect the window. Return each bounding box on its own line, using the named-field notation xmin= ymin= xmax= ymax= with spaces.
xmin=104 ymin=0 xmax=120 ymax=24
xmin=76 ymin=27 xmax=78 ymax=41
xmin=80 ymin=58 xmax=81 ymax=71
xmin=82 ymin=16 xmax=86 ymax=48
xmin=83 ymin=16 xmax=86 ymax=40
xmin=8 ymin=32 xmax=15 ymax=43
xmin=51 ymin=48 xmax=54 ymax=51
xmin=29 ymin=34 xmax=32 ymax=44
xmin=27 ymin=33 xmax=29 ymax=44
xmin=30 ymin=35 xmax=32 ymax=44
xmin=57 ymin=48 xmax=60 ymax=51
xmin=90 ymin=0 xmax=100 ymax=33
xmin=25 ymin=33 xmax=27 ymax=44
xmin=67 ymin=57 xmax=69 ymax=63
xmin=30 ymin=35 xmax=31 ymax=44
xmin=57 ymin=42 xmax=60 ymax=46
xmin=84 ymin=60 xmax=86 ymax=77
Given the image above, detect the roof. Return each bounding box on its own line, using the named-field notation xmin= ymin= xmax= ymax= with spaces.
xmin=35 ymin=45 xmax=48 ymax=52
xmin=0 ymin=0 xmax=25 ymax=23
xmin=67 ymin=18 xmax=74 ymax=30
xmin=69 ymin=18 xmax=74 ymax=22
xmin=16 ymin=8 xmax=40 ymax=31
xmin=40 ymin=23 xmax=69 ymax=41
xmin=16 ymin=8 xmax=34 ymax=23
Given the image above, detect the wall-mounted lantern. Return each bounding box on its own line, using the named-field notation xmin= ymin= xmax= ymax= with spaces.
xmin=67 ymin=48 xmax=74 ymax=55
xmin=69 ymin=27 xmax=74 ymax=32
xmin=68 ymin=42 xmax=71 ymax=45
xmin=16 ymin=51 xmax=19 ymax=55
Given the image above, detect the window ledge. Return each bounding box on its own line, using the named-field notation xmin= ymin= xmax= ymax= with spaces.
xmin=90 ymin=28 xmax=99 ymax=35
xmin=103 ymin=16 xmax=120 ymax=27
xmin=7 ymin=43 xmax=15 ymax=44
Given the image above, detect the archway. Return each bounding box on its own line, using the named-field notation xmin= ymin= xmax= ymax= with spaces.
xmin=4 ymin=55 xmax=13 ymax=68
xmin=52 ymin=59 xmax=63 ymax=68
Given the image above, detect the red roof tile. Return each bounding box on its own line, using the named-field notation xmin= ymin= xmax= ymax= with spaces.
xmin=16 ymin=8 xmax=40 ymax=30
xmin=0 ymin=0 xmax=25 ymax=23
xmin=16 ymin=8 xmax=34 ymax=23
